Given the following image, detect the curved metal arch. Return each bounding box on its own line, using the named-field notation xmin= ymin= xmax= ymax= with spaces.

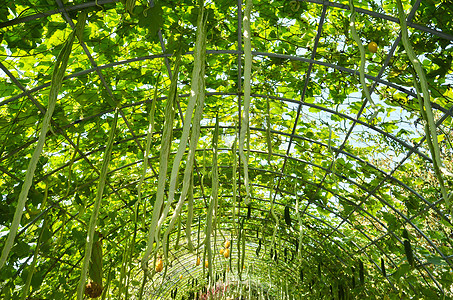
xmin=3 ymin=49 xmax=451 ymax=116
xmin=301 ymin=0 xmax=453 ymax=41
xmin=1 ymin=0 xmax=451 ymax=40
xmin=0 ymin=50 xmax=453 ymax=116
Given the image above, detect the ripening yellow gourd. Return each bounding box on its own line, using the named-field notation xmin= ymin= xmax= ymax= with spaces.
xmin=224 ymin=240 xmax=230 ymax=249
xmin=368 ymin=42 xmax=378 ymax=53
xmin=196 ymin=257 xmax=201 ymax=266
xmin=224 ymin=248 xmax=230 ymax=258
xmin=155 ymin=258 xmax=163 ymax=273
xmin=220 ymin=249 xmax=224 ymax=255
xmin=179 ymin=274 xmax=183 ymax=279
xmin=205 ymin=260 xmax=209 ymax=268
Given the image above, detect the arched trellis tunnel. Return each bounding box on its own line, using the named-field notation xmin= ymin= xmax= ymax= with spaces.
xmin=0 ymin=0 xmax=452 ymax=299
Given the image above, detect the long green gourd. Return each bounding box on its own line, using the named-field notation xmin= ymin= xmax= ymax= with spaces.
xmin=237 ymin=218 xmax=244 ymax=276
xmin=174 ymin=216 xmax=181 ymax=250
xmin=201 ymin=148 xmax=207 ymax=208
xmin=205 ymin=115 xmax=220 ymax=281
xmin=141 ymin=76 xmax=159 ymax=227
xmin=196 ymin=216 xmax=201 ymax=255
xmin=64 ymin=133 xmax=80 ymax=198
xmin=266 ymin=94 xmax=273 ymax=164
xmin=100 ymin=263 xmax=112 ymax=300
xmin=141 ymin=53 xmax=180 ymax=278
xmin=185 ymin=173 xmax=195 ymax=252
xmin=118 ymin=238 xmax=128 ymax=298
xmin=213 ymin=117 xmax=220 ymax=241
xmin=241 ymin=220 xmax=246 ymax=274
xmin=20 ymin=214 xmax=49 ymax=300
xmin=269 ymin=181 xmax=279 ymax=248
xmin=396 ymin=0 xmax=450 ymax=213
xmin=0 ymin=12 xmax=86 ymax=271
xmin=160 ymin=3 xmax=208 ymax=264
xmin=328 ymin=125 xmax=338 ymax=189
xmin=124 ymin=74 xmax=160 ymax=298
xmin=239 ymin=0 xmax=253 ymax=206
xmin=348 ymin=0 xmax=375 ymax=108
xmin=294 ymin=181 xmax=303 ymax=259
xmin=77 ymin=108 xmax=119 ymax=300
xmin=232 ymin=133 xmax=238 ymax=235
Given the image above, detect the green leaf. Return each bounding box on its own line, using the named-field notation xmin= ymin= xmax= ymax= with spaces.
xmin=136 ymin=5 xmax=163 ymax=36
xmin=392 ymin=263 xmax=411 ymax=280
xmin=426 ymin=256 xmax=446 ymax=266
xmin=13 ymin=241 xmax=31 ymax=257
xmin=52 ymin=291 xmax=65 ymax=300
xmin=31 ymin=270 xmax=44 ymax=289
